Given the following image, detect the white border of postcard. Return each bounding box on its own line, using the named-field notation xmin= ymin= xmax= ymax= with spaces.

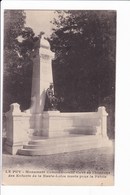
xmin=1 ymin=1 xmax=130 ymax=195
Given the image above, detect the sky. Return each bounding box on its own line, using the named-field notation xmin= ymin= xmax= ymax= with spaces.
xmin=25 ymin=10 xmax=57 ymax=37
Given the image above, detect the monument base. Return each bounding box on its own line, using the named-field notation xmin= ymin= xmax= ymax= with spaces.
xmin=4 ymin=104 xmax=109 ymax=155
xmin=4 ymin=140 xmax=27 ymax=155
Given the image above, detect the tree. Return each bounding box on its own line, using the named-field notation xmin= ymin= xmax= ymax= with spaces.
xmin=3 ymin=10 xmax=38 ymax=112
xmin=50 ymin=10 xmax=116 ymax=138
xmin=50 ymin=10 xmax=116 ymax=112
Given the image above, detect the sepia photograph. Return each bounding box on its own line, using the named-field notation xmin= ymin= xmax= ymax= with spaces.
xmin=2 ymin=9 xmax=116 ymax=186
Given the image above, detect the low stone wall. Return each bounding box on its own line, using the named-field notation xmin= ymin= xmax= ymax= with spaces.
xmin=4 ymin=103 xmax=108 ymax=154
xmin=42 ymin=107 xmax=108 ymax=137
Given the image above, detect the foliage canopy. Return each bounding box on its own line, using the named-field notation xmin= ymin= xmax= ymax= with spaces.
xmin=4 ymin=10 xmax=38 ymax=111
xmin=50 ymin=10 xmax=116 ymax=112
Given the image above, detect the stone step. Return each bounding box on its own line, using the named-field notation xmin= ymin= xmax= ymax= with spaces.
xmin=28 ymin=135 xmax=99 ymax=145
xmin=23 ymin=139 xmax=99 ymax=149
xmin=17 ymin=136 xmax=113 ymax=156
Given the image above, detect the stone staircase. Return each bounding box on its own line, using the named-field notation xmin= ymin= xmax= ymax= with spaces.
xmin=17 ymin=135 xmax=113 ymax=156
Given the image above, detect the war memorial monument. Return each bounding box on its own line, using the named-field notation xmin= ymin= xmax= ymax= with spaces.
xmin=4 ymin=35 xmax=112 ymax=156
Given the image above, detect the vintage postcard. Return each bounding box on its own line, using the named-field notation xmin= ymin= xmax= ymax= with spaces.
xmin=2 ymin=8 xmax=116 ymax=186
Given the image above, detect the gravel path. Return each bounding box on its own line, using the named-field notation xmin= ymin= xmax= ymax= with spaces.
xmin=2 ymin=147 xmax=114 ymax=174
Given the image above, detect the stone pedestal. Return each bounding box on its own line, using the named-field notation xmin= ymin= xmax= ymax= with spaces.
xmin=98 ymin=106 xmax=108 ymax=138
xmin=42 ymin=111 xmax=68 ymax=137
xmin=4 ymin=103 xmax=29 ymax=154
xmin=30 ymin=36 xmax=55 ymax=135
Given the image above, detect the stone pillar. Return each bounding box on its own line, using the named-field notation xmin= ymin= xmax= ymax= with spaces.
xmin=4 ymin=103 xmax=29 ymax=154
xmin=31 ymin=36 xmax=55 ymax=114
xmin=98 ymin=106 xmax=108 ymax=138
xmin=42 ymin=111 xmax=64 ymax=137
xmin=30 ymin=36 xmax=55 ymax=135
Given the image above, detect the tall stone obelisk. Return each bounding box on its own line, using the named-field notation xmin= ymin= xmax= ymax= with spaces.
xmin=30 ymin=35 xmax=55 ymax=134
xmin=30 ymin=35 xmax=55 ymax=114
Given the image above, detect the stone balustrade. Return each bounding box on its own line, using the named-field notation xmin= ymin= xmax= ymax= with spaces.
xmin=4 ymin=103 xmax=108 ymax=154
